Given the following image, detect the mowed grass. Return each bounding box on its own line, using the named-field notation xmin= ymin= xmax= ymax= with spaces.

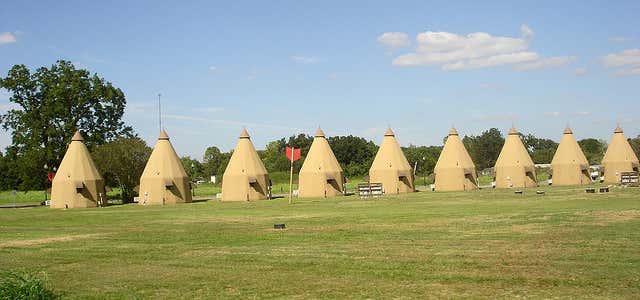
xmin=1 ymin=186 xmax=639 ymax=299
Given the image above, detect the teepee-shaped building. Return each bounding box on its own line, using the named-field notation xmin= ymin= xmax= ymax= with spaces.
xmin=601 ymin=126 xmax=639 ymax=184
xmin=550 ymin=127 xmax=591 ymax=186
xmin=494 ymin=127 xmax=537 ymax=188
xmin=434 ymin=128 xmax=478 ymax=191
xmin=369 ymin=128 xmax=414 ymax=194
xmin=51 ymin=131 xmax=106 ymax=208
xmin=298 ymin=128 xmax=344 ymax=198
xmin=139 ymin=130 xmax=192 ymax=205
xmin=222 ymin=128 xmax=271 ymax=201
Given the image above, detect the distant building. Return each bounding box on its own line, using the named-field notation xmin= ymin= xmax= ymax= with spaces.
xmin=51 ymin=131 xmax=106 ymax=209
xmin=369 ymin=128 xmax=415 ymax=194
xmin=222 ymin=128 xmax=270 ymax=201
xmin=298 ymin=128 xmax=344 ymax=198
xmin=434 ymin=128 xmax=478 ymax=191
xmin=494 ymin=127 xmax=537 ymax=188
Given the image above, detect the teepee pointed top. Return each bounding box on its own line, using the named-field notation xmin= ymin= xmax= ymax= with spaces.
xmin=448 ymin=127 xmax=459 ymax=136
xmin=158 ymin=129 xmax=170 ymax=140
xmin=315 ymin=127 xmax=325 ymax=137
xmin=384 ymin=127 xmax=395 ymax=136
xmin=563 ymin=126 xmax=573 ymax=134
xmin=614 ymin=125 xmax=623 ymax=133
xmin=71 ymin=131 xmax=84 ymax=142
xmin=508 ymin=127 xmax=519 ymax=135
xmin=239 ymin=127 xmax=250 ymax=139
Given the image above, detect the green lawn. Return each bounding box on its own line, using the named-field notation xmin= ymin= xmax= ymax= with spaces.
xmin=1 ymin=185 xmax=639 ymax=299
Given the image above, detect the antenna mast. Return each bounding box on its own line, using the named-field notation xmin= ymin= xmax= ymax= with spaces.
xmin=158 ymin=93 xmax=162 ymax=132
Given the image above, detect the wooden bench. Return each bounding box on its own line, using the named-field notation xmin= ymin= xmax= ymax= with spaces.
xmin=358 ymin=183 xmax=383 ymax=198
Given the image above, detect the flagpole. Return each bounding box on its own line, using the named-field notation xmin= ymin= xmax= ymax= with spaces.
xmin=289 ymin=152 xmax=294 ymax=205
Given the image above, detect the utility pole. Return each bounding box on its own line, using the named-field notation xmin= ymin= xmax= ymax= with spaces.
xmin=158 ymin=93 xmax=162 ymax=132
xmin=289 ymin=154 xmax=294 ymax=204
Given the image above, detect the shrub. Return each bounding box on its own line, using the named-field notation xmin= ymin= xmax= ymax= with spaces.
xmin=0 ymin=270 xmax=58 ymax=300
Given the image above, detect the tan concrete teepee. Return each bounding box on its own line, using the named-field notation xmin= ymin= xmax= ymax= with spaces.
xmin=222 ymin=128 xmax=271 ymax=201
xmin=494 ymin=127 xmax=537 ymax=188
xmin=601 ymin=126 xmax=639 ymax=184
xmin=298 ymin=128 xmax=345 ymax=198
xmin=434 ymin=128 xmax=478 ymax=191
xmin=550 ymin=127 xmax=591 ymax=186
xmin=139 ymin=130 xmax=192 ymax=205
xmin=369 ymin=128 xmax=415 ymax=194
xmin=51 ymin=131 xmax=106 ymax=208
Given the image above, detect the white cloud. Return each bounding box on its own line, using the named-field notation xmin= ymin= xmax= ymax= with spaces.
xmin=609 ymin=36 xmax=633 ymax=43
xmin=520 ymin=24 xmax=534 ymax=40
xmin=602 ymin=49 xmax=640 ymax=76
xmin=444 ymin=52 xmax=539 ymax=70
xmin=387 ymin=25 xmax=574 ymax=71
xmin=162 ymin=113 xmax=295 ymax=131
xmin=474 ymin=113 xmax=517 ymax=122
xmin=290 ymin=56 xmax=318 ymax=64
xmin=208 ymin=66 xmax=219 ymax=72
xmin=574 ymin=67 xmax=587 ymax=76
xmin=514 ymin=56 xmax=576 ymax=71
xmin=377 ymin=32 xmax=411 ymax=48
xmin=615 ymin=67 xmax=640 ymax=76
xmin=574 ymin=111 xmax=591 ymax=116
xmin=602 ymin=49 xmax=640 ymax=67
xmin=479 ymin=83 xmax=507 ymax=90
xmin=544 ymin=112 xmax=561 ymax=117
xmin=197 ymin=106 xmax=224 ymax=113
xmin=0 ymin=32 xmax=17 ymax=45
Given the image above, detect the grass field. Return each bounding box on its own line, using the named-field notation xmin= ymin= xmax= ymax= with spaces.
xmin=1 ymin=185 xmax=639 ymax=299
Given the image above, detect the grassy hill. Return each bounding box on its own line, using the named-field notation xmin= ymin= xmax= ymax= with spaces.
xmin=1 ymin=185 xmax=639 ymax=298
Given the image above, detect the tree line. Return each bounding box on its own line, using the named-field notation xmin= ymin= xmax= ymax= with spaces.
xmin=1 ymin=61 xmax=638 ymax=200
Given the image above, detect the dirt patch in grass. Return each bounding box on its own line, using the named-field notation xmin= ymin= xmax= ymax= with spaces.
xmin=575 ymin=210 xmax=640 ymax=225
xmin=0 ymin=233 xmax=109 ymax=248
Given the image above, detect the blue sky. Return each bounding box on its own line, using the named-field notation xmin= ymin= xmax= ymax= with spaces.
xmin=1 ymin=0 xmax=639 ymax=159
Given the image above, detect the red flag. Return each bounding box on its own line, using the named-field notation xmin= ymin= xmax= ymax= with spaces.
xmin=47 ymin=171 xmax=55 ymax=182
xmin=286 ymin=147 xmax=301 ymax=161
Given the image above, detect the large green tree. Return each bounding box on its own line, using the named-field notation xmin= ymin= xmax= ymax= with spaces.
xmin=578 ymin=138 xmax=607 ymax=165
xmin=202 ymin=146 xmax=228 ymax=179
xmin=181 ymin=156 xmax=204 ymax=181
xmin=521 ymin=134 xmax=558 ymax=164
xmin=402 ymin=145 xmax=442 ymax=180
xmin=0 ymin=60 xmax=133 ymax=190
xmin=92 ymin=137 xmax=151 ymax=202
xmin=629 ymin=136 xmax=640 ymax=160
xmin=327 ymin=135 xmax=378 ymax=177
xmin=463 ymin=128 xmax=505 ymax=170
xmin=261 ymin=134 xmax=313 ymax=173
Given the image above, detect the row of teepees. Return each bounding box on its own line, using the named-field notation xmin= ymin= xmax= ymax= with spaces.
xmin=50 ymin=125 xmax=639 ymax=208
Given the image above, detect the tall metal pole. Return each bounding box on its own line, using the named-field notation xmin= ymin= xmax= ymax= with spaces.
xmin=158 ymin=93 xmax=162 ymax=132
xmin=288 ymin=154 xmax=294 ymax=205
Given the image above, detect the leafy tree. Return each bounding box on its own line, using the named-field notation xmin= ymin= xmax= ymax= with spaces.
xmin=327 ymin=135 xmax=378 ymax=177
xmin=521 ymin=134 xmax=558 ymax=164
xmin=214 ymin=151 xmax=233 ymax=181
xmin=0 ymin=60 xmax=133 ymax=190
xmin=628 ymin=136 xmax=640 ymax=161
xmin=92 ymin=137 xmax=151 ymax=202
xmin=463 ymin=128 xmax=504 ymax=170
xmin=402 ymin=145 xmax=442 ymax=178
xmin=578 ymin=138 xmax=607 ymax=165
xmin=202 ymin=146 xmax=225 ymax=179
xmin=261 ymin=134 xmax=313 ymax=173
xmin=181 ymin=157 xmax=204 ymax=180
